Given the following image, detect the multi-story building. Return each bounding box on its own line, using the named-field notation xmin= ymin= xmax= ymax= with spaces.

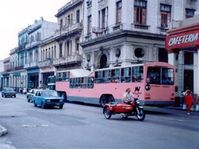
xmin=17 ymin=27 xmax=30 ymax=91
xmin=39 ymin=38 xmax=57 ymax=88
xmin=81 ymin=0 xmax=199 ymax=71
xmin=52 ymin=0 xmax=84 ymax=74
xmin=0 ymin=60 xmax=4 ymax=90
xmin=24 ymin=17 xmax=58 ymax=89
xmin=2 ymin=57 xmax=10 ymax=88
xmin=166 ymin=12 xmax=199 ymax=95
xmin=8 ymin=48 xmax=20 ymax=91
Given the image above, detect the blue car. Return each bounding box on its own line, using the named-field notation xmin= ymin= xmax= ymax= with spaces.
xmin=32 ymin=90 xmax=64 ymax=109
xmin=1 ymin=88 xmax=16 ymax=98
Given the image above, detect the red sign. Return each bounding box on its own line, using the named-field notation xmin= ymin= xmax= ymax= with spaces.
xmin=165 ymin=29 xmax=199 ymax=52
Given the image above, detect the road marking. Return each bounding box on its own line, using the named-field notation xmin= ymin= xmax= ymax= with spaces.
xmin=22 ymin=124 xmax=49 ymax=128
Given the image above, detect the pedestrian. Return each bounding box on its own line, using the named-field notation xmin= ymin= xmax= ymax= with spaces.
xmin=185 ymin=90 xmax=193 ymax=115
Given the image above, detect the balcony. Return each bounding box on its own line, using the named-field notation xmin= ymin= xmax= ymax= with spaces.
xmin=25 ymin=41 xmax=40 ymax=50
xmin=24 ymin=62 xmax=38 ymax=69
xmin=55 ymin=22 xmax=83 ymax=38
xmin=15 ymin=65 xmax=24 ymax=70
xmin=53 ymin=55 xmax=82 ymax=66
xmin=38 ymin=58 xmax=53 ymax=68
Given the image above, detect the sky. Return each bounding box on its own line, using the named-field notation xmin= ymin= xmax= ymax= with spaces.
xmin=0 ymin=0 xmax=69 ymax=60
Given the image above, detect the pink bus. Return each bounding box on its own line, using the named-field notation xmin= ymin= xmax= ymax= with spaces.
xmin=56 ymin=62 xmax=176 ymax=106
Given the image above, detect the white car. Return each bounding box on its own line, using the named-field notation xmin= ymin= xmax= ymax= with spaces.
xmin=26 ymin=89 xmax=42 ymax=102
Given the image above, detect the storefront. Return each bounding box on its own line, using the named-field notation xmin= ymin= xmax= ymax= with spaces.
xmin=165 ymin=22 xmax=199 ymax=95
xmin=27 ymin=68 xmax=40 ymax=89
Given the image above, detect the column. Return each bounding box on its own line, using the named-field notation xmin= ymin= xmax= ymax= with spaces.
xmin=121 ymin=43 xmax=132 ymax=66
xmin=109 ymin=49 xmax=114 ymax=68
xmin=168 ymin=53 xmax=176 ymax=66
xmin=39 ymin=73 xmax=43 ymax=88
xmin=90 ymin=51 xmax=95 ymax=71
xmin=195 ymin=51 xmax=199 ymax=95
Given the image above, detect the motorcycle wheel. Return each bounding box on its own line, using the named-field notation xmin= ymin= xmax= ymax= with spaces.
xmin=103 ymin=106 xmax=112 ymax=119
xmin=136 ymin=108 xmax=145 ymax=121
xmin=121 ymin=113 xmax=129 ymax=119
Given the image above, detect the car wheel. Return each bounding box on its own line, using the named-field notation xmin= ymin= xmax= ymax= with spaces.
xmin=34 ymin=101 xmax=37 ymax=107
xmin=1 ymin=94 xmax=4 ymax=98
xmin=41 ymin=102 xmax=46 ymax=109
xmin=59 ymin=105 xmax=63 ymax=109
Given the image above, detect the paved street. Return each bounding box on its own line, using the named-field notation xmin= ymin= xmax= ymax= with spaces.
xmin=0 ymin=94 xmax=199 ymax=149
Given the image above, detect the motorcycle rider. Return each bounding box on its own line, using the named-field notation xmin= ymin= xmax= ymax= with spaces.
xmin=122 ymin=88 xmax=135 ymax=104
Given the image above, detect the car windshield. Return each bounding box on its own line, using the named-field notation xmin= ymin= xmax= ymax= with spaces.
xmin=42 ymin=90 xmax=58 ymax=97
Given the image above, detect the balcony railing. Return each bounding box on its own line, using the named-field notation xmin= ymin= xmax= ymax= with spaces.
xmin=53 ymin=54 xmax=82 ymax=66
xmin=14 ymin=65 xmax=24 ymax=70
xmin=38 ymin=58 xmax=53 ymax=68
xmin=25 ymin=41 xmax=40 ymax=49
xmin=24 ymin=62 xmax=38 ymax=68
xmin=55 ymin=22 xmax=83 ymax=37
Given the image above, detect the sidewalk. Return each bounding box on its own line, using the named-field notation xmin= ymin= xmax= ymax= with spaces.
xmin=164 ymin=106 xmax=199 ymax=116
xmin=0 ymin=125 xmax=7 ymax=137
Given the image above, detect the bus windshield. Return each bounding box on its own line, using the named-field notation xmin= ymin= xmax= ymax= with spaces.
xmin=147 ymin=67 xmax=174 ymax=85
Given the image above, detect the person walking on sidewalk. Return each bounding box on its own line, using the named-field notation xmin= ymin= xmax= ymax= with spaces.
xmin=185 ymin=90 xmax=193 ymax=115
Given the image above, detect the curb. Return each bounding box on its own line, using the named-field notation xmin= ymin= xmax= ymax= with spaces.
xmin=0 ymin=125 xmax=8 ymax=137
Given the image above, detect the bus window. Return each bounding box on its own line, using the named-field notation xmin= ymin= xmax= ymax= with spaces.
xmin=111 ymin=69 xmax=121 ymax=82
xmin=63 ymin=72 xmax=67 ymax=81
xmin=147 ymin=67 xmax=160 ymax=84
xmin=88 ymin=77 xmax=94 ymax=88
xmin=95 ymin=71 xmax=104 ymax=83
xmin=121 ymin=67 xmax=131 ymax=82
xmin=103 ymin=70 xmax=111 ymax=82
xmin=82 ymin=77 xmax=87 ymax=88
xmin=162 ymin=68 xmax=174 ymax=85
xmin=132 ymin=66 xmax=143 ymax=82
xmin=56 ymin=73 xmax=62 ymax=81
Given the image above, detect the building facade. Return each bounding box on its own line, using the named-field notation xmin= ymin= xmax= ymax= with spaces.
xmin=0 ymin=60 xmax=4 ymax=90
xmin=166 ymin=14 xmax=199 ymax=96
xmin=24 ymin=18 xmax=58 ymax=89
xmin=81 ymin=0 xmax=199 ymax=71
xmin=53 ymin=0 xmax=84 ymax=76
xmin=2 ymin=57 xmax=10 ymax=88
xmin=39 ymin=38 xmax=57 ymax=88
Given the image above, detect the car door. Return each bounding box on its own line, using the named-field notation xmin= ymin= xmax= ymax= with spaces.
xmin=34 ymin=91 xmax=42 ymax=106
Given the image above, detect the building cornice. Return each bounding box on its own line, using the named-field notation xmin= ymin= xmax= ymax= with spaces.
xmin=81 ymin=30 xmax=165 ymax=48
xmin=55 ymin=0 xmax=83 ymax=17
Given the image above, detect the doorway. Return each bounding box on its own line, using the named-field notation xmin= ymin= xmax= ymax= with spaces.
xmin=184 ymin=69 xmax=193 ymax=91
xmin=99 ymin=54 xmax=107 ymax=68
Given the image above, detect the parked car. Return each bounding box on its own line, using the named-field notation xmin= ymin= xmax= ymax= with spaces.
xmin=32 ymin=90 xmax=64 ymax=109
xmin=26 ymin=89 xmax=42 ymax=102
xmin=1 ymin=88 xmax=16 ymax=98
